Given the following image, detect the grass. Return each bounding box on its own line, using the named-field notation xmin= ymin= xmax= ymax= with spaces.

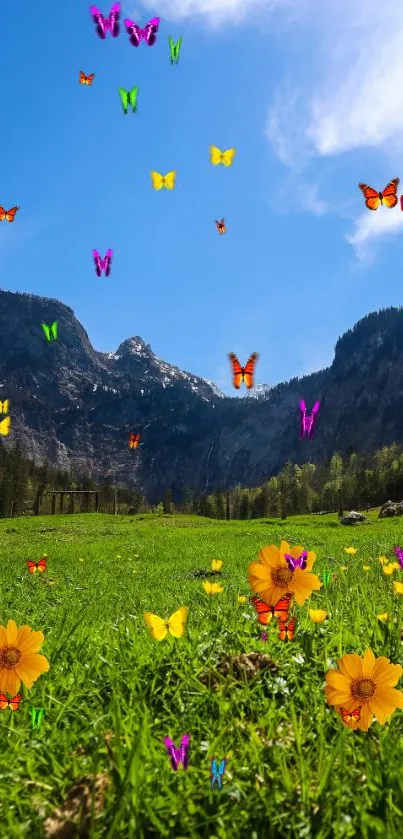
xmin=1 ymin=509 xmax=403 ymax=838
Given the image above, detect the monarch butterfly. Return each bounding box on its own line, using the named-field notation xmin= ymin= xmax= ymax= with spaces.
xmin=278 ymin=617 xmax=296 ymax=641
xmin=0 ymin=693 xmax=22 ymax=711
xmin=215 ymin=218 xmax=226 ymax=235
xmin=79 ymin=71 xmax=95 ymax=85
xmin=339 ymin=707 xmax=361 ymax=724
xmin=129 ymin=432 xmax=140 ymax=449
xmin=0 ymin=206 xmax=19 ymax=222
xmin=210 ymin=146 xmax=236 ymax=167
xmin=27 ymin=557 xmax=47 ymax=573
xmin=144 ymin=607 xmax=188 ymax=640
xmin=251 ymin=594 xmax=292 ymax=625
xmin=358 ymin=178 xmax=399 ymax=210
xmin=228 ymin=352 xmax=259 ymax=390
xmin=0 ymin=416 xmax=11 ymax=436
xmin=151 ymin=171 xmax=176 ymax=190
xmin=0 ymin=400 xmax=9 ymax=414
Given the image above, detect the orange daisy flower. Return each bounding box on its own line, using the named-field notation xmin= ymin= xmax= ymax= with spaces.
xmin=324 ymin=649 xmax=403 ymax=731
xmin=248 ymin=540 xmax=322 ymax=607
xmin=0 ymin=620 xmax=50 ymax=695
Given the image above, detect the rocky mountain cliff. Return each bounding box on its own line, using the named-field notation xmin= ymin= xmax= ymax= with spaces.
xmin=1 ymin=289 xmax=402 ymax=502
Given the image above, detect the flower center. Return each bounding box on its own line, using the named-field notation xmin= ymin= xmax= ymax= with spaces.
xmin=271 ymin=566 xmax=293 ymax=587
xmin=351 ymin=678 xmax=376 ymax=701
xmin=0 ymin=646 xmax=22 ymax=668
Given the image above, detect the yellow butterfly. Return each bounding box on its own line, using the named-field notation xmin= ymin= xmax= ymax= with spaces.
xmin=143 ymin=606 xmax=188 ymax=641
xmin=151 ymin=171 xmax=176 ymax=190
xmin=0 ymin=400 xmax=9 ymax=414
xmin=211 ymin=560 xmax=223 ymax=571
xmin=202 ymin=582 xmax=223 ymax=595
xmin=210 ymin=146 xmax=236 ymax=167
xmin=0 ymin=416 xmax=10 ymax=436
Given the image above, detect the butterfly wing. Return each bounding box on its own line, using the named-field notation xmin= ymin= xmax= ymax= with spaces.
xmin=79 ymin=71 xmax=87 ymax=84
xmin=179 ymin=734 xmax=190 ymax=769
xmin=210 ymin=146 xmax=223 ymax=165
xmin=144 ymin=612 xmax=168 ymax=641
xmin=167 ymin=606 xmax=188 ymax=638
xmin=251 ymin=597 xmax=274 ymax=625
xmin=307 ymin=402 xmax=320 ymax=439
xmin=222 ymin=148 xmax=235 ymax=166
xmin=27 ymin=560 xmax=38 ymax=573
xmin=51 ymin=322 xmax=58 ymax=341
xmin=0 ymin=400 xmax=9 ymax=414
xmin=92 ymin=249 xmax=102 ymax=277
xmin=104 ymin=249 xmax=113 ymax=277
xmin=87 ymin=73 xmax=95 ymax=85
xmin=163 ymin=171 xmax=176 ymax=190
xmin=228 ymin=352 xmax=244 ymax=389
xmin=215 ymin=218 xmax=226 ymax=234
xmin=278 ymin=618 xmax=296 ymax=641
xmin=163 ymin=737 xmax=180 ymax=771
xmin=41 ymin=323 xmax=51 ymax=342
xmin=129 ymin=87 xmax=139 ymax=113
xmin=145 ymin=17 xmax=160 ymax=46
xmin=8 ymin=694 xmax=22 ymax=711
xmin=0 ymin=693 xmax=10 ymax=710
xmin=243 ymin=352 xmax=259 ymax=389
xmin=340 ymin=706 xmax=361 ymax=724
xmin=108 ymin=2 xmax=121 ymax=37
xmin=358 ymin=183 xmax=381 ymax=211
xmin=124 ymin=19 xmax=142 ymax=47
xmin=118 ymin=87 xmax=129 ymax=113
xmin=0 ymin=206 xmax=19 ymax=222
xmin=37 ymin=557 xmax=47 ymax=572
xmin=151 ymin=171 xmax=163 ymax=190
xmin=381 ymin=177 xmax=399 ymax=208
xmin=90 ymin=6 xmax=107 ymax=38
xmin=0 ymin=416 xmax=11 ymax=436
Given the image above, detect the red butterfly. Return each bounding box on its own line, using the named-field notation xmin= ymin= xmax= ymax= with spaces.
xmin=358 ymin=178 xmax=399 ymax=211
xmin=27 ymin=557 xmax=47 ymax=573
xmin=215 ymin=218 xmax=226 ymax=235
xmin=0 ymin=206 xmax=19 ymax=222
xmin=251 ymin=594 xmax=292 ymax=625
xmin=0 ymin=693 xmax=22 ymax=711
xmin=278 ymin=617 xmax=296 ymax=641
xmin=228 ymin=352 xmax=259 ymax=390
xmin=129 ymin=432 xmax=140 ymax=449
xmin=339 ymin=707 xmax=361 ymax=724
xmin=79 ymin=71 xmax=95 ymax=85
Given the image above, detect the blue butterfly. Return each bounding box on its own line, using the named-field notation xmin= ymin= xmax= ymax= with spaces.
xmin=210 ymin=757 xmax=227 ymax=789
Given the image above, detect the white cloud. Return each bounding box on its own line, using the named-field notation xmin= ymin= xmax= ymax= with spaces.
xmin=346 ymin=208 xmax=403 ymax=262
xmin=134 ymin=0 xmax=277 ymax=26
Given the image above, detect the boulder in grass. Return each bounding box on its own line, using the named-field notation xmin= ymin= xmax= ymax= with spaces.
xmin=340 ymin=510 xmax=368 ymax=525
xmin=378 ymin=500 xmax=403 ymax=518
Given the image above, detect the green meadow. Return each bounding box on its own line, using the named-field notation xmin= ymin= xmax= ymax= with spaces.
xmin=1 ymin=510 xmax=403 ymax=839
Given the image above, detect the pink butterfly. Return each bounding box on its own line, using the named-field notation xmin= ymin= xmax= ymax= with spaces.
xmin=284 ymin=551 xmax=307 ymax=571
xmin=163 ymin=734 xmax=190 ymax=771
xmin=300 ymin=399 xmax=320 ymax=440
xmin=93 ymin=249 xmax=113 ymax=277
xmin=124 ymin=17 xmax=160 ymax=47
xmin=89 ymin=3 xmax=120 ymax=38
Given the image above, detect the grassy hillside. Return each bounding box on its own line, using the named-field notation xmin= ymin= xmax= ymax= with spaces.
xmin=1 ymin=511 xmax=403 ymax=838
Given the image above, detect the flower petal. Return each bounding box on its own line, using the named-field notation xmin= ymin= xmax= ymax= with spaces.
xmin=15 ymin=653 xmax=50 ymax=689
xmin=337 ymin=654 xmax=363 ymax=681
xmin=6 ymin=620 xmax=18 ymax=644
xmin=361 ymin=649 xmax=376 ymax=678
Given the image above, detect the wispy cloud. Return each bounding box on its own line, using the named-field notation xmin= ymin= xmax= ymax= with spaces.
xmin=134 ymin=0 xmax=276 ymax=26
xmin=346 ymin=207 xmax=403 ymax=263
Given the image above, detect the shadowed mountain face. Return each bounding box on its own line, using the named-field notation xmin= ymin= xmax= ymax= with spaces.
xmin=1 ymin=289 xmax=403 ymax=502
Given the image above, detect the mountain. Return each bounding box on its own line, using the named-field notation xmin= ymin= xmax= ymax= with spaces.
xmin=1 ymin=289 xmax=403 ymax=502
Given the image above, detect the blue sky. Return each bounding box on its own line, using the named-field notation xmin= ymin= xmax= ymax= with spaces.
xmin=1 ymin=0 xmax=403 ymax=396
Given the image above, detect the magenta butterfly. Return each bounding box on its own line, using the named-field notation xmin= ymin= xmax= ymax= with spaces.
xmin=89 ymin=3 xmax=120 ymax=38
xmin=124 ymin=17 xmax=160 ymax=47
xmin=284 ymin=551 xmax=307 ymax=571
xmin=163 ymin=734 xmax=190 ymax=771
xmin=393 ymin=546 xmax=403 ymax=569
xmin=300 ymin=399 xmax=320 ymax=440
xmin=93 ymin=249 xmax=113 ymax=277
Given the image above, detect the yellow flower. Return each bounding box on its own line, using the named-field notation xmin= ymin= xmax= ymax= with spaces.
xmin=394 ymin=582 xmax=403 ymax=595
xmin=237 ymin=595 xmax=247 ymax=604
xmin=344 ymin=547 xmax=357 ymax=555
xmin=0 ymin=620 xmax=50 ymax=695
xmin=309 ymin=609 xmax=328 ymax=623
xmin=324 ymin=649 xmax=403 ymax=731
xmin=248 ymin=541 xmax=322 ymax=607
xmin=362 ymin=565 xmax=370 ymax=571
xmin=377 ymin=613 xmax=388 ymax=622
xmin=203 ymin=582 xmax=223 ymax=595
xmin=383 ymin=565 xmax=395 ymax=575
xmin=378 ymin=556 xmax=388 ymax=565
xmin=211 ymin=560 xmax=223 ymax=572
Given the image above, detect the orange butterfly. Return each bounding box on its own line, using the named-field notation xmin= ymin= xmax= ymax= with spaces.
xmin=79 ymin=71 xmax=95 ymax=86
xmin=129 ymin=432 xmax=140 ymax=450
xmin=251 ymin=594 xmax=292 ymax=625
xmin=215 ymin=218 xmax=226 ymax=235
xmin=0 ymin=206 xmax=19 ymax=222
xmin=0 ymin=693 xmax=22 ymax=711
xmin=228 ymin=352 xmax=259 ymax=390
xmin=27 ymin=557 xmax=47 ymax=573
xmin=339 ymin=707 xmax=361 ymax=724
xmin=278 ymin=617 xmax=296 ymax=641
xmin=358 ymin=178 xmax=399 ymax=211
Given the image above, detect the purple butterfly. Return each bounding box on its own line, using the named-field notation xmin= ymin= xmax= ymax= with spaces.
xmin=124 ymin=17 xmax=160 ymax=47
xmin=285 ymin=551 xmax=308 ymax=571
xmin=163 ymin=734 xmax=190 ymax=771
xmin=93 ymin=249 xmax=113 ymax=277
xmin=90 ymin=3 xmax=121 ymax=38
xmin=393 ymin=546 xmax=403 ymax=568
xmin=300 ymin=399 xmax=320 ymax=440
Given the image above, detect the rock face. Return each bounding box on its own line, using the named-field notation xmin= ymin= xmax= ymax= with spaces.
xmin=378 ymin=500 xmax=403 ymax=518
xmin=1 ymin=291 xmax=403 ymax=502
xmin=340 ymin=511 xmax=368 ymax=525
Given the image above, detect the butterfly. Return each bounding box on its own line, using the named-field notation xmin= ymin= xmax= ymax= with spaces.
xmin=0 ymin=206 xmax=19 ymax=222
xmin=124 ymin=17 xmax=160 ymax=47
xmin=27 ymin=557 xmax=47 ymax=573
xmin=90 ymin=3 xmax=120 ymax=39
xmin=118 ymin=86 xmax=138 ymax=114
xmin=278 ymin=617 xmax=296 ymax=641
xmin=215 ymin=218 xmax=226 ymax=235
xmin=251 ymin=594 xmax=292 ymax=625
xmin=211 ymin=559 xmax=223 ymax=572
xmin=358 ymin=178 xmax=399 ymax=211
xmin=93 ymin=249 xmax=113 ymax=277
xmin=0 ymin=693 xmax=22 ymax=711
xmin=151 ymin=171 xmax=176 ymax=190
xmin=163 ymin=734 xmax=190 ymax=771
xmin=169 ymin=36 xmax=182 ymax=64
xmin=228 ymin=352 xmax=259 ymax=390
xmin=284 ymin=551 xmax=308 ymax=571
xmin=210 ymin=757 xmax=227 ymax=790
xmin=300 ymin=399 xmax=320 ymax=440
xmin=0 ymin=416 xmax=11 ymax=436
xmin=79 ymin=71 xmax=95 ymax=85
xmin=129 ymin=432 xmax=140 ymax=449
xmin=0 ymin=400 xmax=9 ymax=414
xmin=394 ymin=546 xmax=403 ymax=569
xmin=210 ymin=146 xmax=236 ymax=167
xmin=339 ymin=707 xmax=361 ymax=724
xmin=41 ymin=322 xmax=58 ymax=342
xmin=144 ymin=607 xmax=188 ymax=640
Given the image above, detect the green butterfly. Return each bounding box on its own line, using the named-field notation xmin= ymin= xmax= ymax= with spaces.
xmin=118 ymin=86 xmax=139 ymax=115
xmin=31 ymin=706 xmax=44 ymax=730
xmin=169 ymin=36 xmax=182 ymax=65
xmin=41 ymin=321 xmax=58 ymax=342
